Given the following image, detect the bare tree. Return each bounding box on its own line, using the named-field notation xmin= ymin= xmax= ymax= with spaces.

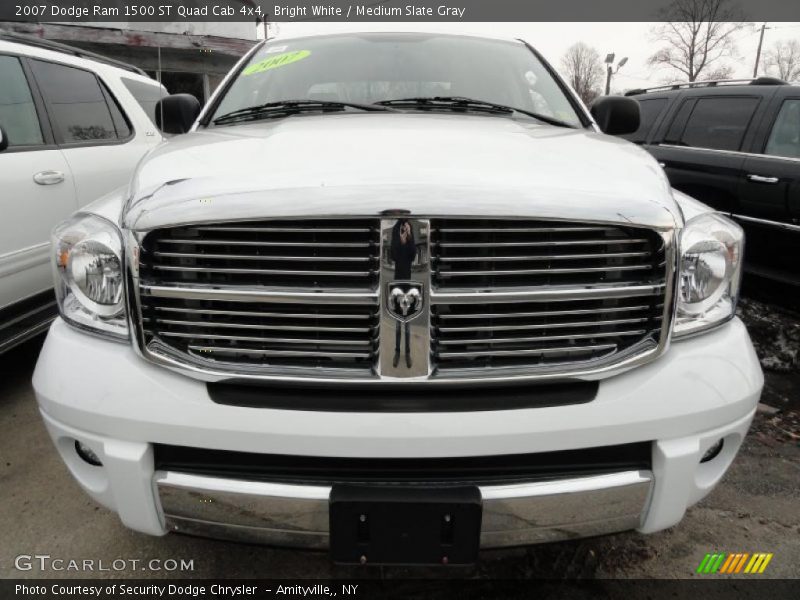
xmin=561 ymin=42 xmax=605 ymax=105
xmin=648 ymin=0 xmax=746 ymax=82
xmin=761 ymin=39 xmax=800 ymax=81
xmin=701 ymin=64 xmax=736 ymax=80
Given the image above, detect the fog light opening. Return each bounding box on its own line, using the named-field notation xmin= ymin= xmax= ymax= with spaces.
xmin=75 ymin=440 xmax=103 ymax=467
xmin=700 ymin=438 xmax=724 ymax=463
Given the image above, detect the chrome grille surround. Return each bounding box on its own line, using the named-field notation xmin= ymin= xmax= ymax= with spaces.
xmin=127 ymin=217 xmax=676 ymax=385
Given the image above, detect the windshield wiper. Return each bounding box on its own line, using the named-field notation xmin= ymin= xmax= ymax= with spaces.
xmin=375 ymin=96 xmax=576 ymax=128
xmin=213 ymin=99 xmax=395 ymax=125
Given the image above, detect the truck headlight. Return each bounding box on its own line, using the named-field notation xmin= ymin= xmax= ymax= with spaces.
xmin=673 ymin=213 xmax=743 ymax=338
xmin=52 ymin=214 xmax=129 ymax=341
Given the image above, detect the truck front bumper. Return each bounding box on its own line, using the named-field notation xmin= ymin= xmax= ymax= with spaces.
xmin=33 ymin=317 xmax=762 ymax=549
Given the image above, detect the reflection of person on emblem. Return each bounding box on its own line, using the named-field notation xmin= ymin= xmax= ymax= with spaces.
xmin=390 ymin=219 xmax=417 ymax=368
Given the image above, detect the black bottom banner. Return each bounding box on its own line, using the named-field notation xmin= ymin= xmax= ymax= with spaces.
xmin=2 ymin=580 xmax=799 ymax=600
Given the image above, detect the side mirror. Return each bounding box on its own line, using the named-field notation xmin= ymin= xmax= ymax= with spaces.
xmin=590 ymin=96 xmax=640 ymax=135
xmin=0 ymin=126 xmax=8 ymax=152
xmin=155 ymin=94 xmax=201 ymax=134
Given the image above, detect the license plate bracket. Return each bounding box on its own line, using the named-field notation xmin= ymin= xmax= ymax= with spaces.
xmin=329 ymin=485 xmax=482 ymax=566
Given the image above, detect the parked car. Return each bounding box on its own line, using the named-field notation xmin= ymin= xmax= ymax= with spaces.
xmin=622 ymin=78 xmax=800 ymax=286
xmin=0 ymin=32 xmax=164 ymax=353
xmin=33 ymin=33 xmax=763 ymax=566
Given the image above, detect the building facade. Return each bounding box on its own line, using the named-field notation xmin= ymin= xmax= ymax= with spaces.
xmin=0 ymin=15 xmax=259 ymax=102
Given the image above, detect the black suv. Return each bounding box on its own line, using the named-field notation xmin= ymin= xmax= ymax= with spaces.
xmin=621 ymin=78 xmax=800 ymax=286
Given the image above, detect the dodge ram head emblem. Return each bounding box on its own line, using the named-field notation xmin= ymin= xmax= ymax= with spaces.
xmin=387 ymin=282 xmax=424 ymax=322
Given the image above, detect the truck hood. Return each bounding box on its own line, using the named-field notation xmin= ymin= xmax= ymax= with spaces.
xmin=123 ymin=113 xmax=679 ymax=231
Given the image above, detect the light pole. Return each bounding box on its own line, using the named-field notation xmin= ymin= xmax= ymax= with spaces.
xmin=753 ymin=23 xmax=770 ymax=78
xmin=605 ymin=54 xmax=628 ymax=95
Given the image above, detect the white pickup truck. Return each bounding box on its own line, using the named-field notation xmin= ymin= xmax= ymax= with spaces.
xmin=33 ymin=32 xmax=762 ymax=566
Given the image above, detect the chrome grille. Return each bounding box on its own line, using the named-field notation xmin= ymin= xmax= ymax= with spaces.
xmin=141 ymin=219 xmax=379 ymax=289
xmin=137 ymin=219 xmax=380 ymax=373
xmin=432 ymin=294 xmax=664 ymax=370
xmin=430 ymin=219 xmax=669 ymax=374
xmin=140 ymin=296 xmax=379 ymax=370
xmin=431 ymin=219 xmax=665 ymax=288
xmin=133 ymin=216 xmax=672 ymax=382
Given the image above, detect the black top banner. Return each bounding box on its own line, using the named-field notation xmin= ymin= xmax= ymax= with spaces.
xmin=1 ymin=0 xmax=799 ymax=23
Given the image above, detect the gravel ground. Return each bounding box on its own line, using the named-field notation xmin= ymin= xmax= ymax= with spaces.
xmin=0 ymin=298 xmax=798 ymax=581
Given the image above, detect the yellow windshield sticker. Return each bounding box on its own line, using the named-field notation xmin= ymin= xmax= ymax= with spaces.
xmin=242 ymin=50 xmax=311 ymax=76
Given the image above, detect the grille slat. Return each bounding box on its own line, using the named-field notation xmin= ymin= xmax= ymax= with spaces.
xmin=436 ymin=264 xmax=656 ymax=277
xmin=438 ymin=317 xmax=654 ymax=333
xmin=154 ymin=251 xmax=377 ymax=262
xmin=153 ymin=331 xmax=375 ymax=346
xmin=150 ymin=319 xmax=374 ymax=333
xmin=437 ymin=251 xmax=652 ymax=261
xmin=194 ymin=226 xmax=374 ymax=233
xmin=139 ymin=219 xmax=381 ymax=373
xmin=437 ymin=238 xmax=651 ymax=248
xmin=430 ymin=218 xmax=668 ymax=373
xmin=188 ymin=346 xmax=374 ymax=359
xmin=153 ymin=306 xmax=374 ymax=320
xmin=434 ymin=284 xmax=666 ymax=304
xmin=437 ymin=344 xmax=619 ymax=359
xmin=436 ymin=304 xmax=655 ymax=319
xmin=141 ymin=285 xmax=378 ymax=305
xmin=157 ymin=239 xmax=374 ymax=248
xmin=437 ymin=226 xmax=617 ymax=234
xmin=436 ymin=331 xmax=647 ymax=345
xmin=151 ymin=265 xmax=373 ymax=277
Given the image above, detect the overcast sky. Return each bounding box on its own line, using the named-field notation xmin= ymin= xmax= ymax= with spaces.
xmin=267 ymin=21 xmax=800 ymax=91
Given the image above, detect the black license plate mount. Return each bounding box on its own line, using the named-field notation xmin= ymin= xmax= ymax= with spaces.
xmin=329 ymin=485 xmax=482 ymax=566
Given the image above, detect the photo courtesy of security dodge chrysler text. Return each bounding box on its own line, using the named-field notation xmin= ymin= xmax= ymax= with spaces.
xmin=31 ymin=32 xmax=763 ymax=566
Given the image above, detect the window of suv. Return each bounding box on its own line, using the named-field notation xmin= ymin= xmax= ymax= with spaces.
xmin=0 ymin=55 xmax=44 ymax=147
xmin=764 ymin=99 xmax=800 ymax=159
xmin=29 ymin=59 xmax=132 ymax=144
xmin=676 ymin=96 xmax=759 ymax=152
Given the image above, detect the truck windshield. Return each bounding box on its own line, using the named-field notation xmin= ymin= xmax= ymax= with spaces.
xmin=210 ymin=33 xmax=584 ymax=127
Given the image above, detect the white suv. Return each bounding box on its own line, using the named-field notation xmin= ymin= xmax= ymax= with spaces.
xmin=0 ymin=32 xmax=164 ymax=353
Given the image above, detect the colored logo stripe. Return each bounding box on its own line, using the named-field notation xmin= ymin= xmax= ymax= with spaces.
xmin=719 ymin=554 xmax=736 ymax=573
xmin=697 ymin=553 xmax=712 ymax=573
xmin=697 ymin=553 xmax=726 ymax=573
xmin=745 ymin=553 xmax=774 ymax=573
xmin=697 ymin=552 xmax=773 ymax=574
xmin=720 ymin=553 xmax=748 ymax=573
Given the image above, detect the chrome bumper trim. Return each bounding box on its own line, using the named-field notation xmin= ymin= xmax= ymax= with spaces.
xmin=155 ymin=469 xmax=653 ymax=549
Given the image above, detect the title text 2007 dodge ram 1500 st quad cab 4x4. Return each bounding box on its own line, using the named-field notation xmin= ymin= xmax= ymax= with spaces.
xmin=33 ymin=33 xmax=763 ymax=566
